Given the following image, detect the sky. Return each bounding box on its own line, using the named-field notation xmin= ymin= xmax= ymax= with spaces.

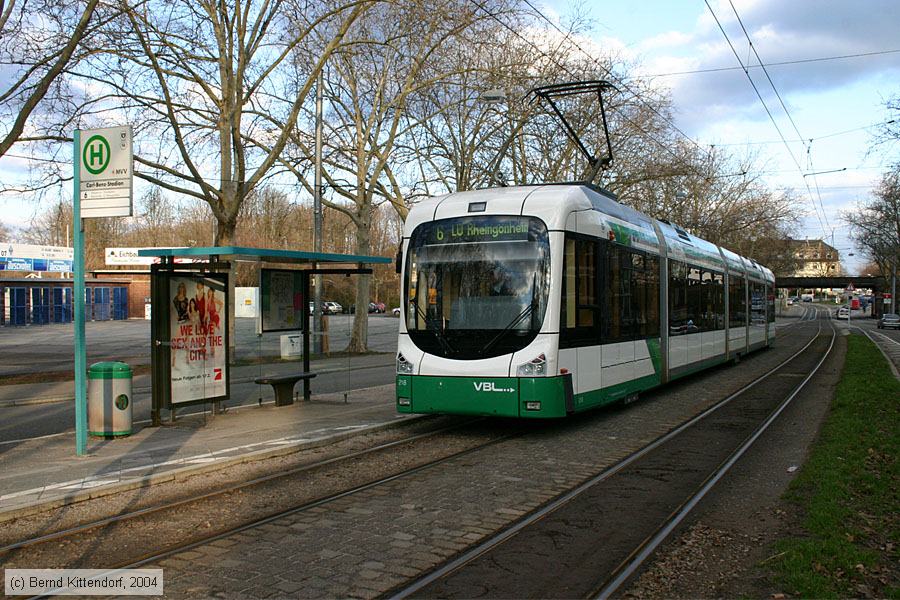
xmin=3 ymin=0 xmax=899 ymax=275
xmin=542 ymin=0 xmax=900 ymax=274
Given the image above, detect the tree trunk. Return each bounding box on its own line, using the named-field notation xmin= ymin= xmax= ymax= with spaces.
xmin=216 ymin=215 xmax=238 ymax=364
xmin=347 ymin=202 xmax=372 ymax=353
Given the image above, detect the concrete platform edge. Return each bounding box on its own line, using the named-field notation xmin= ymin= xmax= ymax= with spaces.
xmin=0 ymin=413 xmax=427 ymax=524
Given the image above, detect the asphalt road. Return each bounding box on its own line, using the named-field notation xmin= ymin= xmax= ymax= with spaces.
xmin=0 ymin=313 xmax=401 ymax=377
xmin=0 ymin=314 xmax=401 ymax=445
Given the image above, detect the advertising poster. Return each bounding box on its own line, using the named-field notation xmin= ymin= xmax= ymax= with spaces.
xmin=260 ymin=269 xmax=304 ymax=332
xmin=168 ymin=273 xmax=228 ymax=404
xmin=0 ymin=242 xmax=74 ymax=272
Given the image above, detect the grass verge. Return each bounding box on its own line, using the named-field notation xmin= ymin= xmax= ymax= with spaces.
xmin=772 ymin=334 xmax=899 ymax=598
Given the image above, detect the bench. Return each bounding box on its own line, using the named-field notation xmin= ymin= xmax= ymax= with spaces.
xmin=255 ymin=372 xmax=316 ymax=406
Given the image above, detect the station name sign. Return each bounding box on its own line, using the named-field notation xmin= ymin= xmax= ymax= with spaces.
xmin=78 ymin=126 xmax=133 ymax=218
xmin=427 ymin=217 xmax=531 ymax=245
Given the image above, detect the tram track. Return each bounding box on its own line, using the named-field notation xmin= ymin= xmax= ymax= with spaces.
xmin=2 ymin=312 xmax=826 ymax=598
xmin=0 ymin=416 xmax=526 ymax=572
xmin=389 ymin=308 xmax=835 ymax=599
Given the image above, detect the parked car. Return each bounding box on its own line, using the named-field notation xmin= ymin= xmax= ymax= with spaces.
xmin=369 ymin=302 xmax=386 ymax=313
xmin=786 ymin=298 xmax=794 ymax=306
xmin=836 ymin=307 xmax=850 ymax=318
xmin=324 ymin=301 xmax=342 ymax=315
xmin=392 ymin=307 xmax=401 ymax=317
xmin=308 ymin=301 xmax=328 ymax=315
xmin=877 ymin=313 xmax=900 ymax=329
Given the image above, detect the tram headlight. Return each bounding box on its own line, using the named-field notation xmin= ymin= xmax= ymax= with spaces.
xmin=516 ymin=353 xmax=546 ymax=377
xmin=396 ymin=352 xmax=414 ymax=374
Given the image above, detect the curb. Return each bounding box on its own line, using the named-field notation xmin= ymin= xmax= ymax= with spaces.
xmin=0 ymin=413 xmax=427 ymax=524
xmin=0 ymin=361 xmax=395 ymax=408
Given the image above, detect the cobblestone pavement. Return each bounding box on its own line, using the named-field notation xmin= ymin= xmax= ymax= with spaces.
xmin=153 ymin=323 xmax=822 ymax=599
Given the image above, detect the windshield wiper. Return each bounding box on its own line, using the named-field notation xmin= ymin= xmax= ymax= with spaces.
xmin=479 ymin=274 xmax=539 ymax=356
xmin=412 ymin=301 xmax=456 ymax=356
xmin=478 ymin=302 xmax=535 ymax=356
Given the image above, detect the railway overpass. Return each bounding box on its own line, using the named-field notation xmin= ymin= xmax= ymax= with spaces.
xmin=775 ymin=276 xmax=886 ymax=292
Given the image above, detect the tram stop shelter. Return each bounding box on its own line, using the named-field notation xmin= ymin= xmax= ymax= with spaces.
xmin=139 ymin=246 xmax=392 ymax=426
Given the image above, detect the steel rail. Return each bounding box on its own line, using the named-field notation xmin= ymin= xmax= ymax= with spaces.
xmin=19 ymin=421 xmax=526 ymax=600
xmin=0 ymin=417 xmax=483 ymax=556
xmin=775 ymin=303 xmax=815 ymax=328
xmin=388 ymin=309 xmax=826 ymax=599
xmin=593 ymin=309 xmax=835 ymax=598
xmin=118 ymin=429 xmax=526 ymax=571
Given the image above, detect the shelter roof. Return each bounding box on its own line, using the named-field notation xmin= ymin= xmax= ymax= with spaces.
xmin=138 ymin=246 xmax=391 ymax=265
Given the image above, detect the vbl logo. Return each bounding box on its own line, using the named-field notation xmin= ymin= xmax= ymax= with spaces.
xmin=473 ymin=381 xmax=514 ymax=393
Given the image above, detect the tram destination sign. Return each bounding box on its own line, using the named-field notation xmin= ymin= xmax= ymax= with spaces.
xmin=77 ymin=125 xmax=133 ymax=218
xmin=428 ymin=217 xmax=531 ymax=245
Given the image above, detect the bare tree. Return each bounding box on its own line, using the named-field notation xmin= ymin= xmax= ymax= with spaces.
xmin=843 ymin=166 xmax=900 ymax=278
xmin=0 ymin=0 xmax=101 ymax=157
xmin=0 ymin=218 xmax=14 ymax=240
xmin=264 ymin=0 xmax=497 ymax=352
xmin=77 ymin=0 xmax=372 ymax=247
xmin=20 ymin=199 xmax=73 ymax=246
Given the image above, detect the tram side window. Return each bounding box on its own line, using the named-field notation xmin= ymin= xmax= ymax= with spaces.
xmin=669 ymin=261 xmax=691 ymax=335
xmin=698 ymin=270 xmax=725 ymax=331
xmin=605 ymin=244 xmax=633 ymax=341
xmin=604 ymin=245 xmax=660 ymax=341
xmin=638 ymin=254 xmax=660 ymax=338
xmin=686 ymin=265 xmax=702 ymax=330
xmin=561 ymin=236 xmax=600 ymax=346
xmin=729 ymin=277 xmax=746 ymax=328
xmin=750 ymin=282 xmax=766 ymax=327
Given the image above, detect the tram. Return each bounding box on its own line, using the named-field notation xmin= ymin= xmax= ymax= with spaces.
xmin=395 ymin=183 xmax=775 ymax=418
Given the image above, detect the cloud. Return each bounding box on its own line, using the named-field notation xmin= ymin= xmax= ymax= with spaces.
xmin=650 ymin=0 xmax=900 ymax=131
xmin=637 ymin=30 xmax=694 ymax=53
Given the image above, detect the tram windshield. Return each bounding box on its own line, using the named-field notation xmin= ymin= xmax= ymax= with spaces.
xmin=404 ymin=215 xmax=550 ymax=360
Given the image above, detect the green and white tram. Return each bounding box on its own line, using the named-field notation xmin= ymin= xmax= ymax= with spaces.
xmin=395 ymin=183 xmax=775 ymax=418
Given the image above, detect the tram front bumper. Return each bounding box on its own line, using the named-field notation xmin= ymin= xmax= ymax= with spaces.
xmin=396 ymin=374 xmax=570 ymax=418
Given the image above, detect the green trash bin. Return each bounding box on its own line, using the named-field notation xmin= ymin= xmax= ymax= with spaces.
xmin=88 ymin=362 xmax=133 ymax=437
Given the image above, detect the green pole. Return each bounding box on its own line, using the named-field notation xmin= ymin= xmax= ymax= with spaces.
xmin=74 ymin=129 xmax=87 ymax=456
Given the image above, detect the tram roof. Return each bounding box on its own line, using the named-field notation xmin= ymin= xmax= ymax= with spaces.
xmin=404 ymin=184 xmax=775 ymax=281
xmin=137 ymin=246 xmax=392 ymax=265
